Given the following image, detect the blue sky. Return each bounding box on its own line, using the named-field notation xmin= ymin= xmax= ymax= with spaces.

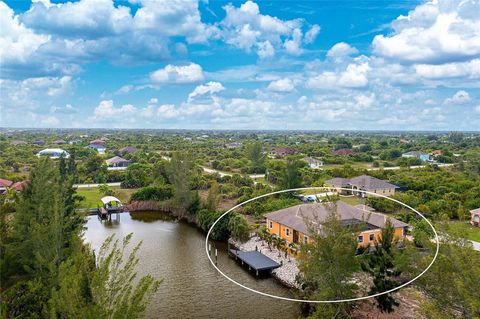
xmin=1 ymin=0 xmax=479 ymax=130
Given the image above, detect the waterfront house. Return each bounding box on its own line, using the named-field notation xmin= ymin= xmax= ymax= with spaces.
xmin=37 ymin=148 xmax=70 ymax=159
xmin=331 ymin=148 xmax=355 ymax=156
xmin=106 ymin=156 xmax=130 ymax=170
xmin=302 ymin=157 xmax=323 ymax=169
xmin=324 ymin=175 xmax=398 ymax=197
xmin=265 ymin=201 xmax=407 ymax=247
xmin=89 ymin=139 xmax=106 ymax=146
xmin=471 ymin=208 xmax=480 ymax=226
xmin=402 ymin=151 xmax=430 ymax=161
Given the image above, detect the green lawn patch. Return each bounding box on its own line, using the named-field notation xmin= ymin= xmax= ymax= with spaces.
xmin=76 ymin=187 xmax=136 ymax=209
xmin=339 ymin=196 xmax=365 ymax=206
xmin=445 ymin=221 xmax=480 ymax=242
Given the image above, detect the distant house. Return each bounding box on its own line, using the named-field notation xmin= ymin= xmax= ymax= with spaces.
xmin=272 ymin=147 xmax=296 ymax=157
xmin=87 ymin=143 xmax=106 ymax=154
xmin=471 ymin=208 xmax=480 ymax=227
xmin=324 ymin=175 xmax=399 ymax=197
xmin=89 ymin=139 xmax=106 ymax=146
xmin=331 ymin=148 xmax=355 ymax=156
xmin=0 ymin=179 xmax=25 ymax=194
xmin=106 ymin=156 xmax=130 ymax=170
xmin=11 ymin=181 xmax=26 ymax=191
xmin=302 ymin=157 xmax=323 ymax=169
xmin=0 ymin=179 xmax=13 ymax=194
xmin=225 ymin=142 xmax=242 ymax=149
xmin=54 ymin=139 xmax=67 ymax=145
xmin=430 ymin=150 xmax=443 ymax=156
xmin=69 ymin=139 xmax=82 ymax=145
xmin=33 ymin=140 xmax=46 ymax=145
xmin=10 ymin=140 xmax=27 ymax=146
xmin=402 ymin=151 xmax=430 ymax=161
xmin=265 ymin=201 xmax=407 ymax=247
xmin=37 ymin=148 xmax=70 ymax=159
xmin=119 ymin=146 xmax=139 ymax=155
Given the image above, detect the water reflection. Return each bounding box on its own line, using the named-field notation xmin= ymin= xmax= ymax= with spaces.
xmin=84 ymin=211 xmax=300 ymax=319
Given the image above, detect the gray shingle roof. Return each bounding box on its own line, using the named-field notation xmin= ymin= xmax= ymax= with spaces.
xmin=325 ymin=175 xmax=398 ymax=190
xmin=265 ymin=201 xmax=407 ymax=235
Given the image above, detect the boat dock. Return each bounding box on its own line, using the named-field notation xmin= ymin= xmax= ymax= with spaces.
xmin=229 ymin=249 xmax=281 ymax=276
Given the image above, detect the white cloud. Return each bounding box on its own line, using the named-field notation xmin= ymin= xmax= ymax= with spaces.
xmin=307 ymin=61 xmax=370 ymax=89
xmin=257 ymin=40 xmax=275 ymax=58
xmin=327 ymin=42 xmax=359 ymax=58
xmin=443 ymin=90 xmax=471 ymax=104
xmin=219 ymin=1 xmax=313 ymax=57
xmin=267 ymin=78 xmax=295 ymax=92
xmin=188 ymin=81 xmax=225 ymax=101
xmin=415 ymin=59 xmax=480 ymax=79
xmin=372 ymin=0 xmax=480 ymax=63
xmin=304 ymin=24 xmax=320 ymax=44
xmin=0 ymin=2 xmax=50 ymax=65
xmin=475 ymin=105 xmax=480 ymax=113
xmin=94 ymin=100 xmax=136 ymax=118
xmin=150 ymin=63 xmax=204 ymax=84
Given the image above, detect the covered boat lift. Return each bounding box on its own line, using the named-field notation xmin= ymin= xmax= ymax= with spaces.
xmin=229 ymin=249 xmax=281 ymax=276
xmin=98 ymin=196 xmax=124 ymax=219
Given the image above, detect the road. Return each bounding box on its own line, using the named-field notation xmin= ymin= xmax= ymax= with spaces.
xmin=73 ymin=182 xmax=121 ymax=188
xmin=367 ymin=163 xmax=455 ymax=171
xmin=471 ymin=240 xmax=480 ymax=252
xmin=201 ymin=166 xmax=265 ymax=179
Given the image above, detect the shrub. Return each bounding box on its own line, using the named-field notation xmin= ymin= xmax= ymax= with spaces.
xmin=130 ymin=185 xmax=174 ymax=201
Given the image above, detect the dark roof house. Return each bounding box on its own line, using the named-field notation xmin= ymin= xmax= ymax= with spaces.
xmin=331 ymin=148 xmax=355 ymax=156
xmin=119 ymin=146 xmax=139 ymax=155
xmin=272 ymin=147 xmax=296 ymax=157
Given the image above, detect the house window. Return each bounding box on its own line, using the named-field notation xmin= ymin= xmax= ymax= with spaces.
xmin=285 ymin=228 xmax=290 ymax=236
xmin=358 ymin=235 xmax=363 ymax=243
xmin=269 ymin=221 xmax=273 ymax=229
xmin=369 ymin=234 xmax=375 ymax=242
xmin=304 ymin=236 xmax=308 ymax=244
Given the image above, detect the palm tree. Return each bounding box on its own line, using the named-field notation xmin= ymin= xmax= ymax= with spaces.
xmin=277 ymin=238 xmax=286 ymax=258
xmin=266 ymin=234 xmax=274 ymax=251
xmin=259 ymin=226 xmax=269 ymax=246
xmin=288 ymin=242 xmax=297 ymax=262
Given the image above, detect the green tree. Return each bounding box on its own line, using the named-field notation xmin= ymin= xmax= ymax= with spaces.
xmin=228 ymin=213 xmax=249 ymax=242
xmin=361 ymin=219 xmax=400 ymax=315
xmin=246 ymin=142 xmax=266 ymax=173
xmin=280 ymin=158 xmax=304 ymax=189
xmin=297 ymin=203 xmax=358 ymax=318
xmin=206 ymin=181 xmax=220 ymax=211
xmin=123 ymin=163 xmax=153 ymax=188
xmin=167 ymin=152 xmax=195 ymax=209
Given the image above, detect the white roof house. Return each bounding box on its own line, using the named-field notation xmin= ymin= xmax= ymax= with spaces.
xmin=36 ymin=148 xmax=70 ymax=159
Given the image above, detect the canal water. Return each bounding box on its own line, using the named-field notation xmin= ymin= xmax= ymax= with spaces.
xmin=85 ymin=211 xmax=300 ymax=319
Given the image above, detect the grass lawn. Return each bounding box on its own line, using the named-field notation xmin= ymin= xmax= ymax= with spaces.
xmin=76 ymin=187 xmax=137 ymax=209
xmin=338 ymin=196 xmax=365 ymax=206
xmin=445 ymin=221 xmax=480 ymax=242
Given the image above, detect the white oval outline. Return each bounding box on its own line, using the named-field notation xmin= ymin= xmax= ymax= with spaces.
xmin=205 ymin=186 xmax=440 ymax=303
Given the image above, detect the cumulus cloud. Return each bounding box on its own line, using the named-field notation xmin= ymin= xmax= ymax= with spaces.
xmin=307 ymin=61 xmax=370 ymax=89
xmin=219 ymin=1 xmax=317 ymax=57
xmin=443 ymin=90 xmax=471 ymax=104
xmin=327 ymin=42 xmax=359 ymax=58
xmin=0 ymin=2 xmax=50 ymax=68
xmin=267 ymin=78 xmax=295 ymax=92
xmin=372 ymin=0 xmax=480 ymax=63
xmin=304 ymin=24 xmax=320 ymax=44
xmin=94 ymin=100 xmax=136 ymax=118
xmin=414 ymin=59 xmax=480 ymax=79
xmin=188 ymin=81 xmax=225 ymax=101
xmin=150 ymin=63 xmax=204 ymax=84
